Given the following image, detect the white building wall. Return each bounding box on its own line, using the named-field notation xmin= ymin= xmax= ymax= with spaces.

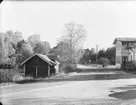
xmin=115 ymin=41 xmax=122 ymax=69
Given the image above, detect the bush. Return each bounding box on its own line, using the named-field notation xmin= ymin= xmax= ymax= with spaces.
xmin=0 ymin=69 xmax=23 ymax=83
xmin=64 ymin=65 xmax=73 ymax=73
xmin=122 ymin=61 xmax=136 ymax=71
xmin=97 ymin=58 xmax=109 ymax=67
xmin=59 ymin=63 xmax=79 ymax=73
xmin=12 ymin=74 xmax=24 ymax=82
xmin=15 ymin=76 xmax=34 ymax=84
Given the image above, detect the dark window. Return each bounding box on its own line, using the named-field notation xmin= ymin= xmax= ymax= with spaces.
xmin=122 ymin=42 xmax=127 ymax=46
xmin=122 ymin=56 xmax=128 ymax=65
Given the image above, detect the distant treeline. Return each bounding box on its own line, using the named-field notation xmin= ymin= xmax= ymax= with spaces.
xmin=80 ymin=47 xmax=115 ymax=65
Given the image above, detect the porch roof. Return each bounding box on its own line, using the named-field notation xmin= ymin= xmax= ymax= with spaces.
xmin=113 ymin=37 xmax=136 ymax=44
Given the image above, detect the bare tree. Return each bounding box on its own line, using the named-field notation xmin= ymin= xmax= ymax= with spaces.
xmin=58 ymin=22 xmax=86 ymax=64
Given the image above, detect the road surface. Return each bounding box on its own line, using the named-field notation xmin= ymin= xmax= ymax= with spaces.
xmin=1 ymin=70 xmax=136 ymax=105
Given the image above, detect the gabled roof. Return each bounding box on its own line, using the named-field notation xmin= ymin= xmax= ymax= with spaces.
xmin=20 ymin=53 xmax=56 ymax=66
xmin=113 ymin=37 xmax=136 ymax=44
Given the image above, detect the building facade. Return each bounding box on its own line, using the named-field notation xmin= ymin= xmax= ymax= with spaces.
xmin=20 ymin=53 xmax=59 ymax=77
xmin=113 ymin=38 xmax=136 ymax=69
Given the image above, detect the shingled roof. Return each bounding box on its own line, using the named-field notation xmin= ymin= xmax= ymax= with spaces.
xmin=113 ymin=37 xmax=136 ymax=44
xmin=20 ymin=53 xmax=56 ymax=66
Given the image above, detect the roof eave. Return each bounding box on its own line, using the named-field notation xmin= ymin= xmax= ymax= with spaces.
xmin=20 ymin=53 xmax=56 ymax=66
xmin=113 ymin=39 xmax=117 ymax=44
xmin=20 ymin=53 xmax=38 ymax=66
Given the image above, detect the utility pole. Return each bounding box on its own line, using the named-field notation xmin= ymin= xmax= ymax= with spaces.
xmin=96 ymin=44 xmax=98 ymax=63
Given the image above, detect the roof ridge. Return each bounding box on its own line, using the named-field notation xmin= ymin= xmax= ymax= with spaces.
xmin=20 ymin=53 xmax=56 ymax=66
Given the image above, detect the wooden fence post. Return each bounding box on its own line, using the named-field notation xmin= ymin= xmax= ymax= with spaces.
xmin=24 ymin=64 xmax=26 ymax=76
xmin=36 ymin=66 xmax=38 ymax=77
xmin=48 ymin=64 xmax=50 ymax=77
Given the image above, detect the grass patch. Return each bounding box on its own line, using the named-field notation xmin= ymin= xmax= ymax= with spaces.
xmin=0 ymin=69 xmax=35 ymax=84
xmin=0 ymin=69 xmax=23 ymax=83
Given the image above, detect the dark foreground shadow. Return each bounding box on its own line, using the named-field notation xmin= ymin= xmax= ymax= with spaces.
xmin=16 ymin=70 xmax=136 ymax=84
xmin=80 ymin=68 xmax=117 ymax=72
xmin=0 ymin=102 xmax=3 ymax=105
xmin=109 ymin=84 xmax=136 ymax=100
xmin=109 ymin=89 xmax=136 ymax=100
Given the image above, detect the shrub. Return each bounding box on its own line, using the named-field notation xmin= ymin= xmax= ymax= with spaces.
xmin=64 ymin=65 xmax=73 ymax=73
xmin=122 ymin=61 xmax=136 ymax=71
xmin=59 ymin=63 xmax=78 ymax=73
xmin=97 ymin=58 xmax=110 ymax=67
xmin=0 ymin=69 xmax=23 ymax=83
xmin=12 ymin=74 xmax=24 ymax=82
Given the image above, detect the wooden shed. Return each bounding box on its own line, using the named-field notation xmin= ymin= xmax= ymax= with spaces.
xmin=20 ymin=53 xmax=56 ymax=77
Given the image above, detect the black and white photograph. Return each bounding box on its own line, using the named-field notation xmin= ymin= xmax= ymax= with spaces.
xmin=1 ymin=0 xmax=136 ymax=105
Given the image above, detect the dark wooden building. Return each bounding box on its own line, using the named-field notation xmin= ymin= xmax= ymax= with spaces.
xmin=20 ymin=53 xmax=56 ymax=77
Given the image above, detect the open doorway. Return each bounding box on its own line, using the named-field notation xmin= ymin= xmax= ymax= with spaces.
xmin=122 ymin=56 xmax=128 ymax=66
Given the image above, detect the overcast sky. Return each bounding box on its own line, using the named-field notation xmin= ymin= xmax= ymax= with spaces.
xmin=1 ymin=1 xmax=136 ymax=50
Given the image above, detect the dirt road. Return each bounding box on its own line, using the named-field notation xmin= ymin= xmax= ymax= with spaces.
xmin=1 ymin=70 xmax=136 ymax=105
